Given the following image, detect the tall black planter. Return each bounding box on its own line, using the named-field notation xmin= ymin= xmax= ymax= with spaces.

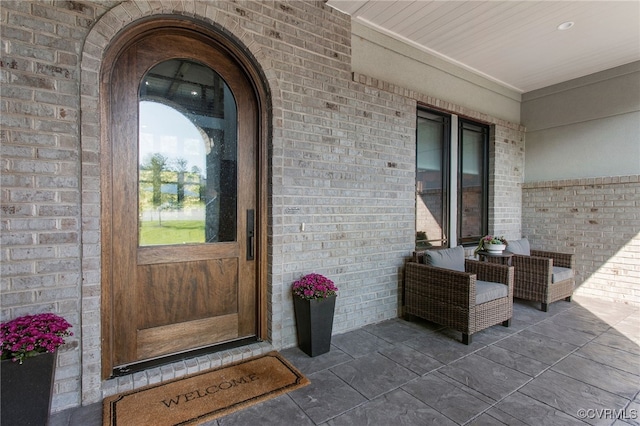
xmin=293 ymin=295 xmax=336 ymax=357
xmin=1 ymin=351 xmax=56 ymax=426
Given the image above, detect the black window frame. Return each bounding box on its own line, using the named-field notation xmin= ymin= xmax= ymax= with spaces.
xmin=457 ymin=118 xmax=489 ymax=246
xmin=415 ymin=108 xmax=450 ymax=248
xmin=415 ymin=107 xmax=490 ymax=250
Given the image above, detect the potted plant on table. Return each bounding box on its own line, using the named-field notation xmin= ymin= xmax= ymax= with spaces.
xmin=292 ymin=273 xmax=338 ymax=357
xmin=475 ymin=235 xmax=508 ymax=254
xmin=1 ymin=312 xmax=73 ymax=426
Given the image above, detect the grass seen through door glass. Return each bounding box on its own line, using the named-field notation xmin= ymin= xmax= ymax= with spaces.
xmin=139 ymin=220 xmax=204 ymax=245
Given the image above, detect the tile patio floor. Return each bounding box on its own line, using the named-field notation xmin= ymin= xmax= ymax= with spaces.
xmin=51 ymin=296 xmax=640 ymax=426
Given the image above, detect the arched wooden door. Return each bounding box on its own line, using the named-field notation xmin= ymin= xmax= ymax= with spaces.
xmin=102 ymin=27 xmax=260 ymax=375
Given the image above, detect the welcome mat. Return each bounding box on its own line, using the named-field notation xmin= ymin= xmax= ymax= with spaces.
xmin=103 ymin=352 xmax=309 ymax=426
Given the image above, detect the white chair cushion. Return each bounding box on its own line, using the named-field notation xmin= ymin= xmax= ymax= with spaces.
xmin=552 ymin=266 xmax=574 ymax=283
xmin=476 ymin=280 xmax=508 ymax=305
xmin=507 ymin=238 xmax=530 ymax=255
xmin=423 ymin=246 xmax=465 ymax=272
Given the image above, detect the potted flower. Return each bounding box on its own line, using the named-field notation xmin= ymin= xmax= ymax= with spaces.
xmin=475 ymin=235 xmax=508 ymax=254
xmin=1 ymin=312 xmax=73 ymax=426
xmin=292 ymin=273 xmax=338 ymax=357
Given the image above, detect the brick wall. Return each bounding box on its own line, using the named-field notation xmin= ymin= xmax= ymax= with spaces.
xmin=522 ymin=176 xmax=640 ymax=306
xmin=491 ymin=124 xmax=525 ymax=240
xmin=1 ymin=0 xmax=416 ymax=409
xmin=1 ymin=0 xmax=116 ymax=410
xmin=353 ymin=76 xmax=525 ymax=244
xmin=1 ymin=0 xmax=525 ymax=411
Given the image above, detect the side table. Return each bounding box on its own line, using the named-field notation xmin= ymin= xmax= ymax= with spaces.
xmin=476 ymin=250 xmax=513 ymax=266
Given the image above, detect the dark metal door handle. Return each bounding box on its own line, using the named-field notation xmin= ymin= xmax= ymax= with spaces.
xmin=247 ymin=209 xmax=255 ymax=260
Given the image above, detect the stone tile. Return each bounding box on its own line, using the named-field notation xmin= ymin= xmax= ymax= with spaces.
xmin=326 ymin=388 xmax=457 ymax=426
xmin=401 ymin=316 xmax=446 ymax=333
xmin=330 ymin=329 xmax=395 ymax=358
xmin=611 ymin=414 xmax=640 ymax=426
xmin=567 ymin=303 xmax=604 ymax=317
xmin=402 ymin=372 xmax=491 ymax=424
xmin=330 ymin=353 xmax=418 ymax=400
xmin=468 ymin=322 xmax=518 ymax=345
xmin=362 ymin=318 xmax=435 ymax=344
xmin=49 ymin=409 xmax=72 ymax=426
xmin=574 ymin=297 xmax=639 ymax=324
xmin=288 ymin=370 xmax=367 ymax=424
xmin=529 ymin=297 xmax=574 ymax=316
xmin=553 ymin=299 xmax=577 ymax=312
xmin=466 ymin=413 xmax=510 ymax=425
xmin=548 ymin=309 xmax=612 ymax=336
xmin=476 ymin=344 xmax=548 ymax=377
xmin=493 ymin=391 xmax=587 ymax=426
xmin=519 ymin=370 xmax=629 ymax=426
xmin=608 ymin=317 xmax=640 ymax=345
xmin=622 ymin=399 xmax=640 ymax=426
xmin=575 ymin=342 xmax=640 ymax=376
xmin=281 ymin=346 xmax=353 ymax=376
xmin=527 ymin=320 xmax=595 ymax=347
xmin=481 ymin=406 xmax=529 ymax=426
xmin=552 ymin=354 xmax=640 ymax=399
xmin=592 ymin=330 xmax=640 ymax=355
xmin=511 ymin=299 xmax=554 ymax=328
xmin=217 ymin=394 xmax=313 ymax=426
xmin=51 ymin=299 xmax=639 ymax=426
xmin=438 ymin=322 xmax=514 ymax=346
xmin=494 ymin=329 xmax=578 ymax=365
xmin=439 ymin=354 xmax=531 ymax=401
xmin=569 ymin=304 xmax=625 ymax=323
xmin=403 ymin=330 xmax=482 ymax=364
xmin=378 ymin=343 xmax=444 ymax=376
xmin=432 ymin=371 xmax=496 ymax=404
xmin=50 ymin=402 xmax=102 ymax=426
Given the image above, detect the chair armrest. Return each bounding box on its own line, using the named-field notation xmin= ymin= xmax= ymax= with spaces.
xmin=405 ymin=262 xmax=474 ymax=308
xmin=530 ymin=250 xmax=575 ymax=269
xmin=413 ymin=251 xmax=427 ymax=264
xmin=465 ymin=259 xmax=514 ymax=288
xmin=511 ymin=254 xmax=553 ymax=283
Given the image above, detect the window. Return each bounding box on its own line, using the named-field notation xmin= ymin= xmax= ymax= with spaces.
xmin=416 ymin=110 xmax=449 ymax=248
xmin=416 ymin=108 xmax=489 ymax=249
xmin=458 ymin=119 xmax=489 ymax=244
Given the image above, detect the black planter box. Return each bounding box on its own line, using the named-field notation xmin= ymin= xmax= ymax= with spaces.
xmin=1 ymin=351 xmax=56 ymax=426
xmin=293 ymin=295 xmax=336 ymax=357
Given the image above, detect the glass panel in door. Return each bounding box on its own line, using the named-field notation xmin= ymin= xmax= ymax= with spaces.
xmin=138 ymin=59 xmax=237 ymax=246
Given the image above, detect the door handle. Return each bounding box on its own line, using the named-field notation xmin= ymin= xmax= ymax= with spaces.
xmin=247 ymin=209 xmax=255 ymax=260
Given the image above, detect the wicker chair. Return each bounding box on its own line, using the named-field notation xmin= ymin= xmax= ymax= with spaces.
xmin=404 ymin=249 xmax=514 ymax=344
xmin=508 ymin=239 xmax=575 ymax=312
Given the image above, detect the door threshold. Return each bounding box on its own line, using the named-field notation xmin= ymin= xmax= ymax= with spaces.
xmin=110 ymin=336 xmax=260 ymax=378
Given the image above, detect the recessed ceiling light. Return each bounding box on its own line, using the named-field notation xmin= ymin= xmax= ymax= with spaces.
xmin=557 ymin=21 xmax=574 ymax=30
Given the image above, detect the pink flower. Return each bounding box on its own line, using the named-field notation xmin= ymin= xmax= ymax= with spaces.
xmin=292 ymin=273 xmax=338 ymax=300
xmin=1 ymin=313 xmax=73 ymax=364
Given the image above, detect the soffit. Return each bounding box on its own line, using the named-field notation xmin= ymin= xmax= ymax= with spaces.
xmin=326 ymin=0 xmax=640 ymax=93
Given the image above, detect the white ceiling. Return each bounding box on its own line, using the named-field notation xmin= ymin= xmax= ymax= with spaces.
xmin=326 ymin=0 xmax=640 ymax=93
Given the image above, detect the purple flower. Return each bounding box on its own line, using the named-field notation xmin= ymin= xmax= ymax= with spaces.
xmin=292 ymin=273 xmax=338 ymax=300
xmin=0 ymin=313 xmax=73 ymax=364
